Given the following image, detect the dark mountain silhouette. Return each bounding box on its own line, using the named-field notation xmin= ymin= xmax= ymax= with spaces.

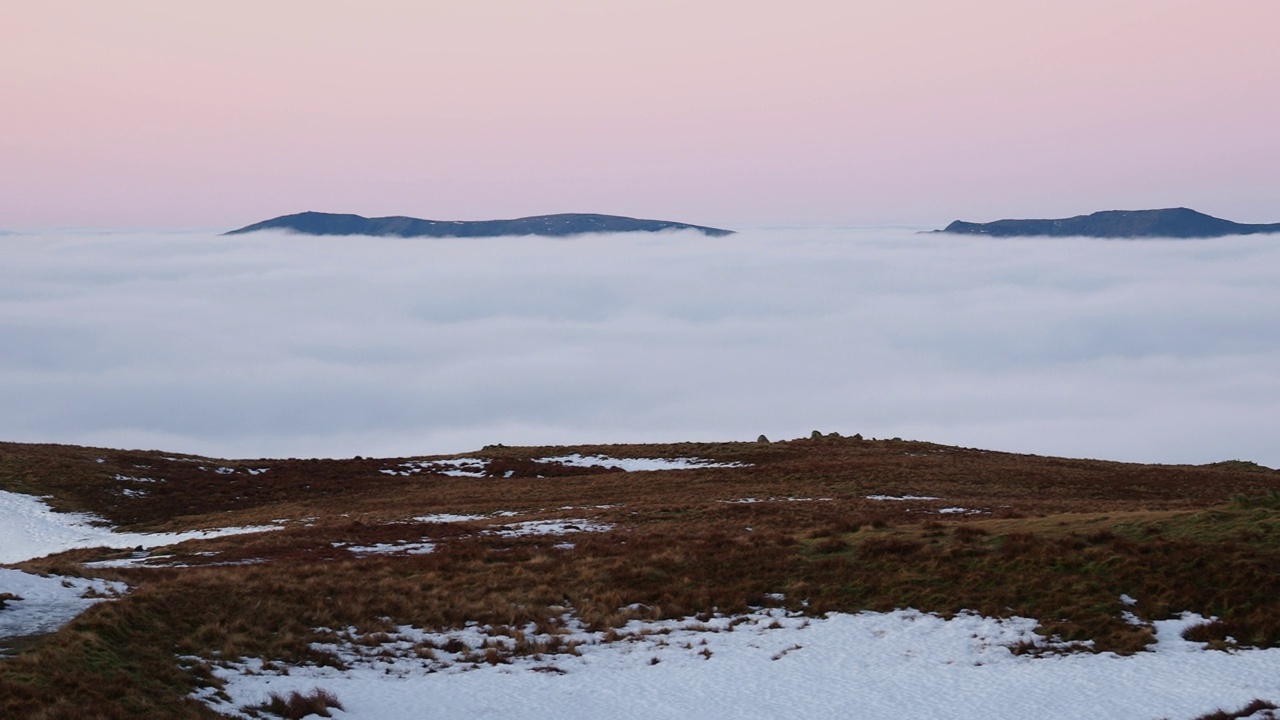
xmin=225 ymin=211 xmax=734 ymax=238
xmin=938 ymin=208 xmax=1280 ymax=238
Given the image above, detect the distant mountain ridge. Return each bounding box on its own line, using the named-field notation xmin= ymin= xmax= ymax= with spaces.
xmin=226 ymin=211 xmax=734 ymax=238
xmin=938 ymin=208 xmax=1280 ymax=238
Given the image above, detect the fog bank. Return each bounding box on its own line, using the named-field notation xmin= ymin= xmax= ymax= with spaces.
xmin=2 ymin=227 xmax=1277 ymax=466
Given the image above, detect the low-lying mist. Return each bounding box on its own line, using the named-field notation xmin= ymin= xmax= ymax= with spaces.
xmin=2 ymin=227 xmax=1277 ymax=465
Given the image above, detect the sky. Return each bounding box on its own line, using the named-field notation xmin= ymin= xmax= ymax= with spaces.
xmin=3 ymin=0 xmax=1279 ymax=229
xmin=2 ymin=227 xmax=1277 ymax=466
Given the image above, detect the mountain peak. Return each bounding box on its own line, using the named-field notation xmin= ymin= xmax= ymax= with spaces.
xmin=939 ymin=208 xmax=1280 ymax=238
xmin=225 ymin=212 xmax=734 ymax=238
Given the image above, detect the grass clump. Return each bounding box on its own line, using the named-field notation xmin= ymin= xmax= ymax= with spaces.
xmin=248 ymin=688 xmax=344 ymax=719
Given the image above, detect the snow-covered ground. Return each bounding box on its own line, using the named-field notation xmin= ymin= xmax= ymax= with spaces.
xmin=199 ymin=607 xmax=1280 ymax=720
xmin=0 ymin=569 xmax=126 ymax=643
xmin=0 ymin=489 xmax=279 ymax=565
xmin=0 ymin=488 xmax=279 ymax=642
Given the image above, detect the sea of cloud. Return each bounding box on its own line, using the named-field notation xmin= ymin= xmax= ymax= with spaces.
xmin=1 ymin=227 xmax=1276 ymax=466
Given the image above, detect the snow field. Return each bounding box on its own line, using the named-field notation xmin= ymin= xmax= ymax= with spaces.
xmin=199 ymin=608 xmax=1280 ymax=720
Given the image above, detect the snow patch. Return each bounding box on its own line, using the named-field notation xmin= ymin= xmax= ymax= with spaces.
xmin=535 ymin=454 xmax=750 ymax=472
xmin=412 ymin=513 xmax=488 ymax=524
xmin=340 ymin=541 xmax=436 ymax=557
xmin=0 ymin=569 xmax=127 ymax=642
xmin=83 ymin=553 xmax=265 ymax=569
xmin=484 ymin=519 xmax=612 ymax=538
xmin=866 ymin=494 xmax=941 ymax=501
xmin=720 ymin=497 xmax=832 ymax=504
xmin=113 ymin=474 xmax=159 ymax=483
xmin=0 ymin=489 xmax=281 ymax=564
xmin=383 ymin=458 xmax=489 ymax=477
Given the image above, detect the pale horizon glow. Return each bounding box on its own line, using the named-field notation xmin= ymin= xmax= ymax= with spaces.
xmin=3 ymin=1 xmax=1279 ymax=228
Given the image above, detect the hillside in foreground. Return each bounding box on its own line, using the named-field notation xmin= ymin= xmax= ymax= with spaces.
xmin=939 ymin=207 xmax=1280 ymax=238
xmin=3 ymin=435 xmax=1280 ymax=718
xmin=225 ymin=211 xmax=735 ymax=238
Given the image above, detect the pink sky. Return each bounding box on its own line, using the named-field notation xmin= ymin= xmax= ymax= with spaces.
xmin=3 ymin=0 xmax=1278 ymax=228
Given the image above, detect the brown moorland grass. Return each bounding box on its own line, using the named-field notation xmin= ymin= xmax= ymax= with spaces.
xmin=2 ymin=437 xmax=1279 ymax=717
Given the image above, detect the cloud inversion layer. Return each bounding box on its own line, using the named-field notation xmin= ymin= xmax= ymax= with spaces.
xmin=2 ymin=228 xmax=1277 ymax=466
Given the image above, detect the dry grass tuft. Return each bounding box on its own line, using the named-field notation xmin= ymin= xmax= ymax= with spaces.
xmin=249 ymin=688 xmax=343 ymax=719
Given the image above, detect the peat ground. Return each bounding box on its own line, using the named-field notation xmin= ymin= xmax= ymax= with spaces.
xmin=2 ymin=435 xmax=1279 ymax=718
